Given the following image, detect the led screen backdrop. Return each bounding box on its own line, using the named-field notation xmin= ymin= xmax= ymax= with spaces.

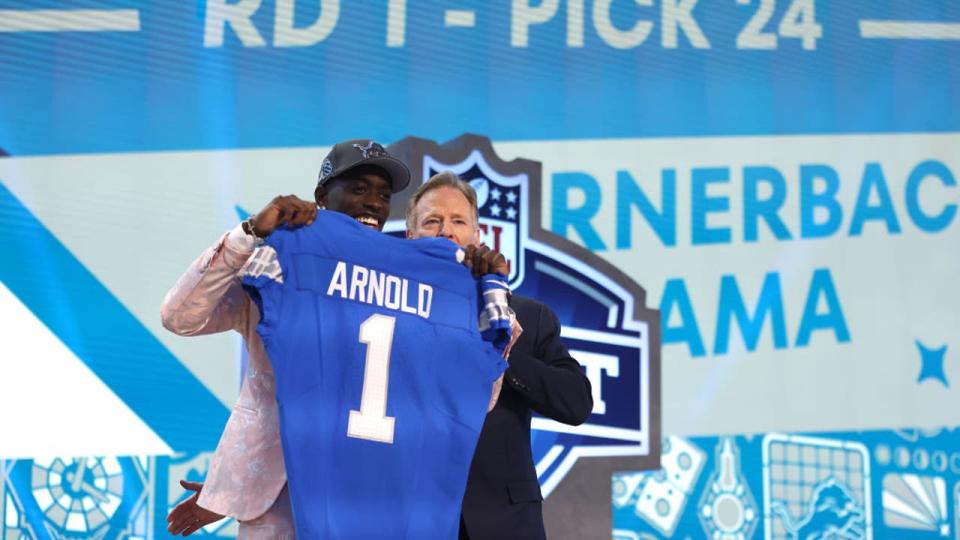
xmin=1 ymin=1 xmax=958 ymax=538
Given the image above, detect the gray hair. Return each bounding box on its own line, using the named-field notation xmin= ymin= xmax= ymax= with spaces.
xmin=405 ymin=171 xmax=479 ymax=232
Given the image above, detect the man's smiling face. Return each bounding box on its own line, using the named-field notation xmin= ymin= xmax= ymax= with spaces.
xmin=316 ymin=166 xmax=392 ymax=231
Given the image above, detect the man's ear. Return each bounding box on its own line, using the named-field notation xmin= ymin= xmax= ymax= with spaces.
xmin=406 ymin=228 xmax=415 ymax=240
xmin=314 ymin=185 xmax=327 ymax=208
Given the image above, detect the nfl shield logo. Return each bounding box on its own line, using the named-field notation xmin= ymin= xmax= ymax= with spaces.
xmin=422 ymin=150 xmax=526 ymax=286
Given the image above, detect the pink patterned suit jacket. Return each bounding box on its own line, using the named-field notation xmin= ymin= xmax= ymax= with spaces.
xmin=161 ymin=229 xmax=291 ymax=529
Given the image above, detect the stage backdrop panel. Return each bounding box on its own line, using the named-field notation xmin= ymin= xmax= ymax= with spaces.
xmin=1 ymin=1 xmax=958 ymax=538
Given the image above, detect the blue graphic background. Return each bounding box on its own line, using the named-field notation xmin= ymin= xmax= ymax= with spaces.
xmin=2 ymin=1 xmax=958 ymax=538
xmin=615 ymin=429 xmax=960 ymax=539
xmin=0 ymin=1 xmax=958 ymax=156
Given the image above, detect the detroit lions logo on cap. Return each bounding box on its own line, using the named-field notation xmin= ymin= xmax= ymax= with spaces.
xmin=353 ymin=141 xmax=387 ymax=159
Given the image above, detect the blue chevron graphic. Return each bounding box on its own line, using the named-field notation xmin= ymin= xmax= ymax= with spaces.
xmin=0 ymin=181 xmax=228 ymax=451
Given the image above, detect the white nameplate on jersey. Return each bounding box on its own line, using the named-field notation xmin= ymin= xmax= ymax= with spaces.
xmin=326 ymin=261 xmax=433 ymax=319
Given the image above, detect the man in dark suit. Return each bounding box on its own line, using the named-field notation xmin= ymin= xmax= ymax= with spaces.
xmin=405 ymin=172 xmax=594 ymax=540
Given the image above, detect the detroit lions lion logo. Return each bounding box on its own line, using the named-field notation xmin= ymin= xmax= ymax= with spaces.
xmin=353 ymin=141 xmax=387 ymax=159
xmin=772 ymin=478 xmax=867 ymax=540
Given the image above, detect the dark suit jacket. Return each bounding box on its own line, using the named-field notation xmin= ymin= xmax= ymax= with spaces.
xmin=459 ymin=295 xmax=593 ymax=540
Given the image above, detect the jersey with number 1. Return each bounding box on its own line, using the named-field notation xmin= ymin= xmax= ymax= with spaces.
xmin=241 ymin=210 xmax=508 ymax=539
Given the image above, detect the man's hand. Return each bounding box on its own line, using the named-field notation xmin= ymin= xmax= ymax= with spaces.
xmin=250 ymin=195 xmax=317 ymax=237
xmin=463 ymin=244 xmax=508 ymax=277
xmin=167 ymin=480 xmax=225 ymax=536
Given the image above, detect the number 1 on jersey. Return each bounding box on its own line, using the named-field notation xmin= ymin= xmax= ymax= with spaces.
xmin=347 ymin=314 xmax=397 ymax=444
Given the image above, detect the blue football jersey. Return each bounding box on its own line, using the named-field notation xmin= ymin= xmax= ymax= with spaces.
xmin=241 ymin=210 xmax=508 ymax=539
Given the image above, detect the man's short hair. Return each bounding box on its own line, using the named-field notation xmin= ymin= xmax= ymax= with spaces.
xmin=405 ymin=171 xmax=480 ymax=232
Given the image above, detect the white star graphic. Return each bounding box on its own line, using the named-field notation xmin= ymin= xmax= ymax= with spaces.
xmin=491 ymin=188 xmax=502 ymax=201
xmin=506 ymin=190 xmax=517 ymax=204
xmin=506 ymin=207 xmax=517 ymax=220
xmin=490 ymin=204 xmax=502 ymax=217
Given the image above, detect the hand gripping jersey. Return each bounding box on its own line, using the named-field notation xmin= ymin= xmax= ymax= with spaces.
xmin=241 ymin=210 xmax=508 ymax=540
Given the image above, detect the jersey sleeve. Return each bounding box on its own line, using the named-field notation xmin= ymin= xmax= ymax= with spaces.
xmin=477 ymin=273 xmax=513 ymax=354
xmin=240 ymin=243 xmax=285 ymax=345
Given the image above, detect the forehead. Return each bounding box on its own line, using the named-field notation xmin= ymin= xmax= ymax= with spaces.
xmin=329 ymin=171 xmax=392 ymax=190
xmin=416 ymin=186 xmax=472 ymax=214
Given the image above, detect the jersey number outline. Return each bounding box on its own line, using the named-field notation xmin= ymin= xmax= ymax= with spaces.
xmin=347 ymin=314 xmax=397 ymax=444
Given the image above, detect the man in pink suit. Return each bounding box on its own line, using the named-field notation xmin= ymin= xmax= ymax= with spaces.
xmin=163 ymin=141 xmax=511 ymax=538
xmin=162 ymin=140 xmax=412 ymax=538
